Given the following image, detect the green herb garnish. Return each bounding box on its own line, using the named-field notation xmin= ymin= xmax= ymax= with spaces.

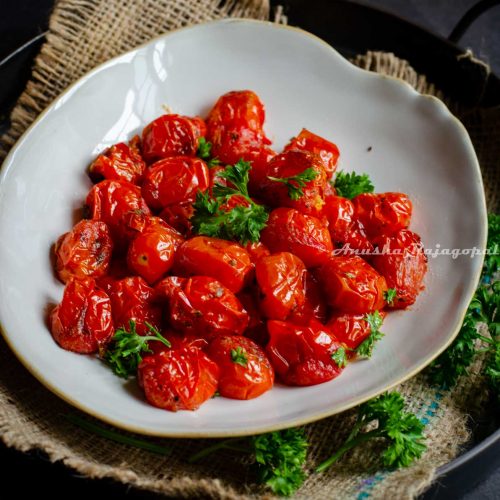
xmin=267 ymin=167 xmax=318 ymax=200
xmin=333 ymin=170 xmax=374 ymax=199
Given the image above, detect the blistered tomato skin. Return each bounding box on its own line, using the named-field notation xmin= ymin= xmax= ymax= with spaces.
xmin=289 ymin=271 xmax=327 ymax=325
xmin=207 ymin=335 xmax=274 ymax=400
xmin=244 ymin=241 xmax=270 ymax=264
xmin=157 ymin=276 xmax=249 ymax=339
xmin=141 ymin=156 xmax=210 ymax=211
xmin=159 ymin=202 xmax=195 ymax=237
xmin=138 ymin=347 xmax=219 ymax=411
xmin=88 ymin=136 xmax=146 ymax=184
xmin=319 ymin=255 xmax=388 ymax=314
xmin=50 ymin=278 xmax=114 ymax=354
xmin=255 ymin=252 xmax=307 ymax=321
xmin=55 ymin=220 xmax=113 ymax=283
xmin=141 ymin=114 xmax=205 ymax=162
xmin=352 ymin=192 xmax=412 ymax=240
xmin=174 ymin=236 xmax=253 ymax=293
xmin=284 ymin=128 xmax=340 ymax=177
xmin=108 ymin=276 xmax=162 ymax=335
xmin=371 ymin=229 xmax=427 ymax=309
xmin=260 ymin=208 xmax=333 ymax=268
xmin=266 ymin=320 xmax=344 ymax=386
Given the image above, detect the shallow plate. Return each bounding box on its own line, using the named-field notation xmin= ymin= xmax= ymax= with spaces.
xmin=0 ymin=19 xmax=487 ymax=437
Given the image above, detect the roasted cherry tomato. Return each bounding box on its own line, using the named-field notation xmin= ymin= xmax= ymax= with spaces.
xmin=207 ymin=335 xmax=274 ymax=400
xmin=371 ymin=229 xmax=427 ymax=309
xmin=85 ymin=179 xmax=150 ymax=242
xmin=244 ymin=241 xmax=270 ymax=264
xmin=260 ymin=208 xmax=333 ymax=268
xmin=319 ymin=255 xmax=387 ymax=314
xmin=159 ymin=202 xmax=195 ymax=237
xmin=108 ymin=276 xmax=162 ymax=335
xmin=174 ymin=236 xmax=252 ymax=293
xmin=237 ymin=289 xmax=269 ymax=346
xmin=352 ymin=192 xmax=412 ymax=240
xmin=323 ymin=195 xmax=373 ymax=253
xmin=255 ymin=252 xmax=307 ymax=320
xmin=327 ymin=311 xmax=387 ymax=351
xmin=266 ymin=320 xmax=344 ymax=386
xmin=141 ymin=156 xmax=210 ymax=211
xmin=54 ymin=219 xmax=113 ymax=283
xmin=258 ymin=150 xmax=328 ymax=218
xmin=284 ymin=128 xmax=340 ymax=177
xmin=138 ymin=346 xmax=219 ymax=411
xmin=88 ymin=135 xmax=146 ymax=184
xmin=289 ymin=271 xmax=327 ymax=325
xmin=141 ymin=114 xmax=205 ymax=162
xmin=50 ymin=278 xmax=113 ymax=353
xmin=127 ymin=216 xmax=183 ymax=284
xmin=157 ymin=276 xmax=249 ymax=339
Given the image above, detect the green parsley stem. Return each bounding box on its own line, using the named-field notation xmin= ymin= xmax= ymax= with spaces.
xmin=188 ymin=437 xmax=248 ymax=463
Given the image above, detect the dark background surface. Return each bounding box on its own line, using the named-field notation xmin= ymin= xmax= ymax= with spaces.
xmin=0 ymin=1 xmax=499 ymax=499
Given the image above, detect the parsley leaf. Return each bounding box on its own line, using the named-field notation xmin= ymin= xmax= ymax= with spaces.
xmin=484 ymin=213 xmax=500 ymax=279
xmin=315 ymin=392 xmax=426 ymax=472
xmin=230 ymin=347 xmax=248 ymax=367
xmin=267 ymin=167 xmax=318 ymax=200
xmin=197 ymin=137 xmax=220 ymax=167
xmin=356 ymin=311 xmax=384 ymax=358
xmin=333 ymin=170 xmax=374 ymax=199
xmin=104 ymin=321 xmax=170 ymax=378
xmin=331 ymin=346 xmax=348 ymax=368
xmin=384 ymin=288 xmax=397 ymax=306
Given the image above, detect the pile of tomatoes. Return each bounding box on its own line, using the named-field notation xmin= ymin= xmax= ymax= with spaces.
xmin=50 ymin=90 xmax=427 ymax=412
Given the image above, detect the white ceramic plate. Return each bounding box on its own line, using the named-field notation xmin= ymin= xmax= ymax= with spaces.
xmin=0 ymin=20 xmax=487 ymax=437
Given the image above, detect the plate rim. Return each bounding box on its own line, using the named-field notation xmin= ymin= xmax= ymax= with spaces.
xmin=0 ymin=18 xmax=488 ymax=437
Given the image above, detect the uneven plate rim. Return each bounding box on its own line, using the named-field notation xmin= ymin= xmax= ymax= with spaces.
xmin=0 ymin=18 xmax=488 ymax=437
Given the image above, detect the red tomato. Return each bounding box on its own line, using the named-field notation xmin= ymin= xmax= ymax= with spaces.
xmin=289 ymin=271 xmax=327 ymax=325
xmin=141 ymin=156 xmax=209 ymax=211
xmin=255 ymin=252 xmax=307 ymax=320
xmin=266 ymin=320 xmax=344 ymax=386
xmin=352 ymin=192 xmax=412 ymax=240
xmin=245 ymin=241 xmax=270 ymax=264
xmin=88 ymin=135 xmax=146 ymax=184
xmin=50 ymin=278 xmax=113 ymax=354
xmin=174 ymin=236 xmax=252 ymax=293
xmin=258 ymin=150 xmax=328 ymax=218
xmin=319 ymin=256 xmax=388 ymax=314
xmin=207 ymin=335 xmax=274 ymax=400
xmin=260 ymin=208 xmax=333 ymax=268
xmin=237 ymin=289 xmax=269 ymax=346
xmin=157 ymin=276 xmax=249 ymax=339
xmin=127 ymin=216 xmax=184 ymax=284
xmin=85 ymin=179 xmax=150 ymax=242
xmin=138 ymin=346 xmax=219 ymax=411
xmin=108 ymin=276 xmax=162 ymax=335
xmin=327 ymin=311 xmax=387 ymax=351
xmin=159 ymin=202 xmax=194 ymax=237
xmin=284 ymin=128 xmax=340 ymax=177
xmin=371 ymin=229 xmax=427 ymax=309
xmin=323 ymin=195 xmax=373 ymax=253
xmin=141 ymin=114 xmax=205 ymax=162
xmin=54 ymin=220 xmax=113 ymax=283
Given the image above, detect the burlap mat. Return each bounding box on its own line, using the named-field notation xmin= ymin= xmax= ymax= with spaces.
xmin=0 ymin=1 xmax=499 ymax=498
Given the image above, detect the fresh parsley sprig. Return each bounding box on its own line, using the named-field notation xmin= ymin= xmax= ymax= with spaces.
xmin=333 ymin=170 xmax=374 ymax=199
xmin=331 ymin=346 xmax=348 ymax=368
xmin=267 ymin=167 xmax=318 ymax=200
xmin=104 ymin=320 xmax=171 ymax=379
xmin=197 ymin=137 xmax=220 ymax=167
xmin=315 ymin=392 xmax=426 ymax=473
xmin=384 ymin=288 xmax=397 ymax=306
xmin=356 ymin=311 xmax=384 ymax=358
xmin=231 ymin=347 xmax=248 ymax=367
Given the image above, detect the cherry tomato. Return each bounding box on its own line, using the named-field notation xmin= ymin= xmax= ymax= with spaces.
xmin=289 ymin=271 xmax=327 ymax=325
xmin=255 ymin=252 xmax=307 ymax=320
xmin=258 ymin=150 xmax=328 ymax=218
xmin=327 ymin=311 xmax=387 ymax=351
xmin=157 ymin=276 xmax=249 ymax=339
xmin=323 ymin=195 xmax=373 ymax=253
xmin=141 ymin=114 xmax=205 ymax=162
xmin=244 ymin=241 xmax=270 ymax=264
xmin=284 ymin=128 xmax=340 ymax=177
xmin=319 ymin=255 xmax=388 ymax=314
xmin=50 ymin=278 xmax=113 ymax=354
xmin=260 ymin=208 xmax=333 ymax=268
xmin=266 ymin=320 xmax=344 ymax=386
xmin=237 ymin=289 xmax=269 ymax=346
xmin=141 ymin=156 xmax=210 ymax=211
xmin=371 ymin=229 xmax=427 ymax=309
xmin=88 ymin=135 xmax=146 ymax=184
xmin=174 ymin=236 xmax=252 ymax=293
xmin=207 ymin=335 xmax=274 ymax=400
xmin=159 ymin=202 xmax=194 ymax=237
xmin=138 ymin=346 xmax=219 ymax=411
xmin=127 ymin=216 xmax=184 ymax=284
xmin=352 ymin=192 xmax=412 ymax=240
xmin=54 ymin=220 xmax=113 ymax=283
xmin=108 ymin=276 xmax=162 ymax=335
xmin=85 ymin=179 xmax=150 ymax=242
